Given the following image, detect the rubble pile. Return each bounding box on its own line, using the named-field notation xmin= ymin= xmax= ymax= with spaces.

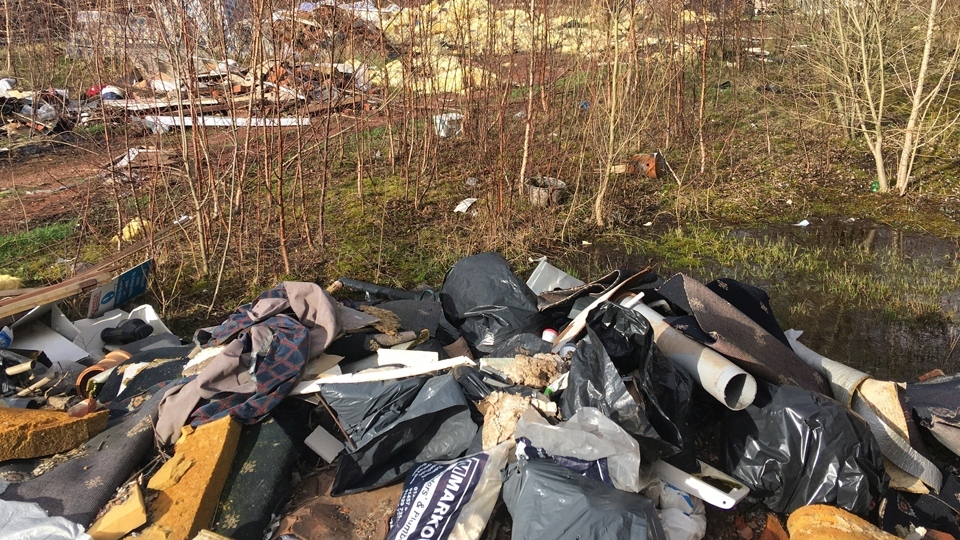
xmin=3 ymin=250 xmax=960 ymax=540
xmin=1 ymin=0 xmax=717 ymax=153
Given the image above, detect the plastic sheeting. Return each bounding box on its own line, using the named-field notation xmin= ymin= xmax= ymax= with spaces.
xmin=514 ymin=407 xmax=644 ymax=493
xmin=321 ymin=374 xmax=479 ymax=495
xmin=502 ymin=458 xmax=666 ymax=540
xmin=721 ymin=381 xmax=888 ymax=515
xmin=440 ymin=252 xmax=546 ymax=354
xmin=0 ymin=500 xmax=92 ymax=540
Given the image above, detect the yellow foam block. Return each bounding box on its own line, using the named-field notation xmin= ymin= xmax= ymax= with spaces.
xmin=87 ymin=484 xmax=148 ymax=540
xmin=0 ymin=408 xmax=108 ymax=461
xmin=141 ymin=416 xmax=241 ymax=540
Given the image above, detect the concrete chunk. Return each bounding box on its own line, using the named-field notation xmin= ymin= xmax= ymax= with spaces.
xmin=0 ymin=408 xmax=108 ymax=461
xmin=141 ymin=416 xmax=241 ymax=540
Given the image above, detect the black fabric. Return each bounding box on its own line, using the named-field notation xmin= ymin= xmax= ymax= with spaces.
xmin=905 ymin=374 xmax=960 ymax=457
xmin=722 ymin=381 xmax=888 ymax=515
xmin=502 ymin=458 xmax=665 ymax=540
xmin=322 ymin=374 xmax=478 ymax=496
xmin=97 ymin=345 xmax=192 ymax=404
xmin=1 ymin=384 xmax=172 ymax=527
xmin=879 ymin=473 xmax=960 ymax=538
xmin=560 ymin=328 xmax=672 ymax=462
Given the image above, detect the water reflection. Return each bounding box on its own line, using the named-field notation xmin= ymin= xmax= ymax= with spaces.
xmin=555 ymin=219 xmax=960 ymax=382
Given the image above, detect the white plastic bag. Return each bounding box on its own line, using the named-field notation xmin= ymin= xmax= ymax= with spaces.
xmin=514 ymin=407 xmax=644 ymax=492
xmin=659 ymin=482 xmax=707 ymax=540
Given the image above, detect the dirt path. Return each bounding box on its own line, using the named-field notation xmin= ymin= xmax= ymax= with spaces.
xmin=0 ymin=142 xmax=107 ymax=233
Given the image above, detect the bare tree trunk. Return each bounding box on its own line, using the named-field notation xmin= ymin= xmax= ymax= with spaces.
xmin=895 ymin=0 xmax=938 ymax=195
xmin=4 ymin=0 xmax=11 ymax=73
xmin=517 ymin=0 xmax=537 ymax=198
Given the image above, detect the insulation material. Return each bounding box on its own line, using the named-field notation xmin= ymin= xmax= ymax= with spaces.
xmin=141 ymin=417 xmax=242 ymax=540
xmin=501 ymin=353 xmax=564 ymax=389
xmin=0 ymin=409 xmax=108 ymax=461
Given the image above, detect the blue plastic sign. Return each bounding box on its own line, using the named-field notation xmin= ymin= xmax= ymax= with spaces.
xmin=87 ymin=260 xmax=152 ymax=317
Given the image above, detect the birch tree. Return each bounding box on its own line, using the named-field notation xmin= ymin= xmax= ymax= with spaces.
xmin=806 ymin=0 xmax=960 ymax=194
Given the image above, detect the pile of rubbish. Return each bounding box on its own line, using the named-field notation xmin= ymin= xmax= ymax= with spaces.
xmin=3 ymin=251 xmax=960 ymax=540
xmin=0 ymin=0 xmax=717 ymax=150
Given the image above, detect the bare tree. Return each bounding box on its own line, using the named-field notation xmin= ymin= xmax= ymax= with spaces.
xmin=806 ymin=0 xmax=960 ymax=193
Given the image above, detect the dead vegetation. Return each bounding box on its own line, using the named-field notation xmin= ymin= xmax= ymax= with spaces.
xmin=0 ymin=0 xmax=958 ymax=326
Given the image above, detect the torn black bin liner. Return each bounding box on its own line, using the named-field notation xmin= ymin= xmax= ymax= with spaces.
xmin=439 ymin=252 xmax=546 ymax=354
xmin=586 ymin=302 xmax=694 ymax=463
xmin=560 ymin=328 xmax=674 ymax=462
xmin=905 ymin=373 xmax=960 ymax=457
xmin=722 ymin=381 xmax=888 ymax=515
xmin=321 ymin=374 xmax=479 ymax=496
xmin=502 ymin=458 xmax=666 ymax=540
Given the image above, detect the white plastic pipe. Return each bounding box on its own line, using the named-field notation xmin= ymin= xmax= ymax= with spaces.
xmin=630 ymin=302 xmax=757 ymax=410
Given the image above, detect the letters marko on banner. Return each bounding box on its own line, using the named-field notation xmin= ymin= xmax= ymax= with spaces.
xmin=87 ymin=261 xmax=152 ymax=318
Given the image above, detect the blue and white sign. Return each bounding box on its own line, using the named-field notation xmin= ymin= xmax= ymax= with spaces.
xmin=87 ymin=260 xmax=152 ymax=317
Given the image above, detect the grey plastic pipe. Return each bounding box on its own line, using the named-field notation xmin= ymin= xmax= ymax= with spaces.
xmin=784 ymin=329 xmax=869 ymax=407
xmin=627 ymin=299 xmax=757 ymax=410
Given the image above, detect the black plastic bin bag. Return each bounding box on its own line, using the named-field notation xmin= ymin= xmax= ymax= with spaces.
xmin=321 ymin=374 xmax=479 ymax=495
xmin=502 ymin=458 xmax=665 ymax=540
xmin=722 ymin=381 xmax=888 ymax=515
xmin=439 ymin=252 xmax=545 ymax=354
xmin=586 ymin=302 xmax=694 ymax=461
xmin=560 ymin=328 xmax=673 ymax=461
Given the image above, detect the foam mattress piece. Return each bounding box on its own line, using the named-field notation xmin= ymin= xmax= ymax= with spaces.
xmin=0 ymin=408 xmax=108 ymax=461
xmin=140 ymin=416 xmax=241 ymax=540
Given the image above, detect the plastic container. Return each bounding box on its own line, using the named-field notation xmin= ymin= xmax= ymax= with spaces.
xmin=0 ymin=326 xmax=12 ymax=349
xmin=433 ymin=112 xmax=463 ymax=137
xmin=75 ymin=349 xmax=132 ymax=398
xmin=525 ymin=177 xmax=567 ymax=207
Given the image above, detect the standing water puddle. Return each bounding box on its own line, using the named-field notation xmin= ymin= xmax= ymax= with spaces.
xmin=557 ymin=218 xmax=960 ymax=381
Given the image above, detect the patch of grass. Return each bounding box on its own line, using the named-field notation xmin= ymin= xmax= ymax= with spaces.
xmin=0 ymin=221 xmax=78 ymax=281
xmin=606 ymin=224 xmax=960 ymax=323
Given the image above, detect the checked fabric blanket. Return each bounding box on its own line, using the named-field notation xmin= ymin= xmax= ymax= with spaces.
xmin=154 ymin=282 xmax=342 ymax=445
